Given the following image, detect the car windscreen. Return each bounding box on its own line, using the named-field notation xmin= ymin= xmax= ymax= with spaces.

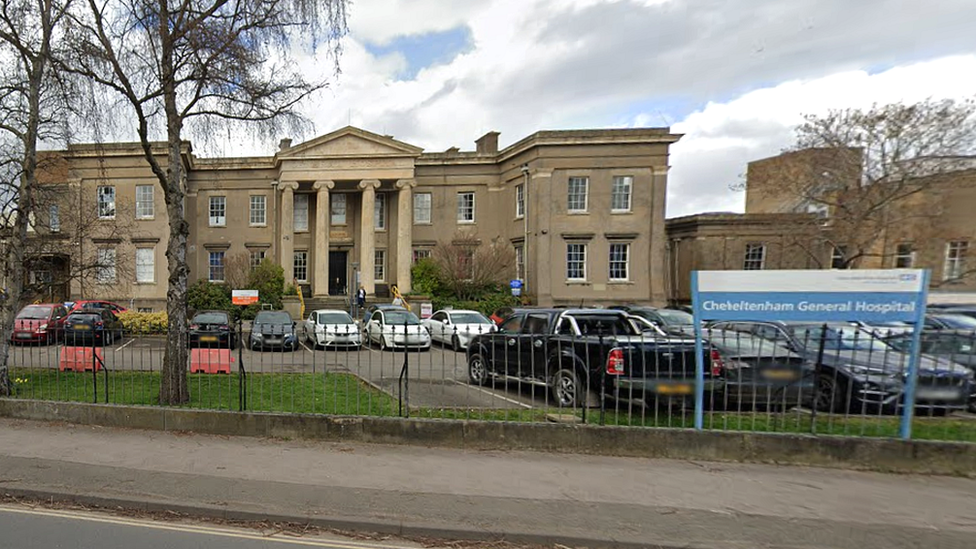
xmin=193 ymin=313 xmax=228 ymax=325
xmin=707 ymin=332 xmax=796 ymax=357
xmin=657 ymin=309 xmax=694 ymax=325
xmin=573 ymin=315 xmax=639 ymax=336
xmin=17 ymin=306 xmax=51 ymax=319
xmin=255 ymin=312 xmax=291 ymax=325
xmin=384 ymin=311 xmax=420 ymax=325
xmin=933 ymin=314 xmax=976 ymax=330
xmin=451 ymin=312 xmax=490 ymax=324
xmin=319 ymin=312 xmax=353 ymax=324
xmin=67 ymin=314 xmax=99 ymax=322
xmin=791 ymin=326 xmax=890 ymax=352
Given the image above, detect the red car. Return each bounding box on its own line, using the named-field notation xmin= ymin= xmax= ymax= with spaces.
xmin=11 ymin=304 xmax=70 ymax=344
xmin=69 ymin=300 xmax=128 ymax=314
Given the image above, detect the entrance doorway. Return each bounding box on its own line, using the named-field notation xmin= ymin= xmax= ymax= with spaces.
xmin=329 ymin=251 xmax=347 ymax=296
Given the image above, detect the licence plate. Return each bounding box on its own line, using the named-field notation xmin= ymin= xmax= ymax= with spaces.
xmin=16 ymin=333 xmax=31 ymax=338
xmin=761 ymin=369 xmax=799 ymax=381
xmin=73 ymin=325 xmax=90 ymax=331
xmin=916 ymin=388 xmax=962 ymax=401
xmin=200 ymin=336 xmax=218 ymax=342
xmin=656 ymin=383 xmax=692 ymax=395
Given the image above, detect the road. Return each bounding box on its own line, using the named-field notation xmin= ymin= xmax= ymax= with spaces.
xmin=0 ymin=505 xmax=441 ymax=549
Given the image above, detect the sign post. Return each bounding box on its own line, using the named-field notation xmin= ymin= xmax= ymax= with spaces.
xmin=691 ymin=269 xmax=928 ymax=435
xmin=510 ymin=279 xmax=523 ymax=297
xmin=232 ymin=289 xmax=259 ymax=306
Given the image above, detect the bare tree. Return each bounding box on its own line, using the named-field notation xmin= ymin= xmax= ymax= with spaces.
xmin=0 ymin=0 xmax=74 ymax=395
xmin=748 ymin=98 xmax=976 ymax=270
xmin=67 ymin=0 xmax=348 ymax=403
xmin=432 ymin=231 xmax=516 ymax=302
xmin=223 ymin=251 xmax=251 ymax=290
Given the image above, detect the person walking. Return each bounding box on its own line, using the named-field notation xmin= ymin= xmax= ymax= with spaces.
xmin=356 ymin=286 xmax=366 ymax=311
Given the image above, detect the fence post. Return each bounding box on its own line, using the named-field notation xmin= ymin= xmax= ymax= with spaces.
xmin=691 ymin=272 xmax=705 ymax=430
xmin=810 ymin=324 xmax=828 ymax=434
xmin=91 ymin=332 xmax=98 ymax=404
xmin=238 ymin=316 xmax=246 ymax=412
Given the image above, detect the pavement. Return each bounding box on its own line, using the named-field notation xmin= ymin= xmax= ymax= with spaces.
xmin=1 ymin=418 xmax=975 ymax=549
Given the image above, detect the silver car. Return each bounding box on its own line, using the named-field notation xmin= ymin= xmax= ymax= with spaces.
xmin=364 ymin=309 xmax=431 ymax=351
xmin=303 ymin=309 xmax=362 ymax=349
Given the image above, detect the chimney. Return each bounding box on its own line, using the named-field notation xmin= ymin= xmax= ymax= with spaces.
xmin=475 ymin=131 xmax=499 ymax=155
xmin=278 ymin=138 xmax=292 ymax=151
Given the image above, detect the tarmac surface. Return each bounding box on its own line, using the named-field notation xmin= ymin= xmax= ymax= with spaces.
xmin=0 ymin=417 xmax=974 ymax=548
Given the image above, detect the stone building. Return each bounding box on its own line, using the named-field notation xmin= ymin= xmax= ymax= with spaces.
xmin=30 ymin=126 xmax=680 ymax=310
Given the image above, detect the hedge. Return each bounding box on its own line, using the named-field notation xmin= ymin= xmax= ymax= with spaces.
xmin=118 ymin=311 xmax=169 ymax=335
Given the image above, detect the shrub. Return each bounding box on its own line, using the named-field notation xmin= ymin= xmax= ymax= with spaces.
xmin=433 ymin=291 xmax=519 ymax=317
xmin=118 ymin=311 xmax=169 ymax=335
xmin=188 ymin=279 xmax=232 ymax=315
xmin=410 ymin=258 xmax=442 ymax=296
xmin=248 ymin=259 xmax=285 ymax=309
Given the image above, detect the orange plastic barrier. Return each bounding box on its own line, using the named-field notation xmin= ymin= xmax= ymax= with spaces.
xmin=59 ymin=347 xmax=104 ymax=372
xmin=190 ymin=348 xmax=234 ymax=374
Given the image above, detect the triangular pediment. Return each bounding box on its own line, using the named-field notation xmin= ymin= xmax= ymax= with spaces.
xmin=278 ymin=126 xmax=423 ymax=159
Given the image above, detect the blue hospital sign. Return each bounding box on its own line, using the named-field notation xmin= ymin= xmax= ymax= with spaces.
xmin=693 ymin=270 xmax=927 ymax=323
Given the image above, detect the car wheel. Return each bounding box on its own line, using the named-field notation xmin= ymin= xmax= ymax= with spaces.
xmin=452 ymin=335 xmax=462 ymax=352
xmin=379 ymin=335 xmax=389 ymax=352
xmin=468 ymin=353 xmax=490 ymax=386
xmin=551 ymin=367 xmax=581 ymax=408
xmin=814 ymin=373 xmax=847 ymax=413
xmin=104 ymin=331 xmax=113 ymax=346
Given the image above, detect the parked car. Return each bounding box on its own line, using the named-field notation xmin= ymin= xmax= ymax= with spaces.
xmin=11 ymin=303 xmax=69 ymax=344
xmin=609 ymin=305 xmax=695 ymax=334
xmin=938 ymin=307 xmax=976 ymax=321
xmin=188 ymin=310 xmax=236 ymax=349
xmin=421 ymin=309 xmax=496 ymax=351
xmin=63 ymin=309 xmax=125 ymax=346
xmin=704 ymin=330 xmax=815 ymax=409
xmin=363 ymin=309 xmax=431 ymax=351
xmin=303 ymin=309 xmax=362 ymax=349
xmin=855 ymin=320 xmax=914 ymax=337
xmin=884 ymin=330 xmax=976 ymax=412
xmin=466 ymin=308 xmax=715 ymax=409
xmin=70 ymin=300 xmax=128 ymax=314
xmin=924 ymin=313 xmax=976 ymax=331
xmin=249 ymin=310 xmax=298 ymax=351
xmin=707 ymin=320 xmax=974 ymax=414
xmin=360 ymin=304 xmax=406 ymax=325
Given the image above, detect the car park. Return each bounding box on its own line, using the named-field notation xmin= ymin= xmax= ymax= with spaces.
xmin=303 ymin=309 xmax=362 ymax=349
xmin=421 ymin=309 xmax=496 ymax=351
xmin=188 ymin=310 xmax=236 ymax=349
xmin=11 ymin=303 xmax=69 ymax=344
xmin=363 ymin=309 xmax=431 ymax=351
xmin=705 ymin=330 xmax=815 ymax=409
xmin=249 ymin=310 xmax=298 ymax=351
xmin=63 ymin=309 xmax=125 ymax=346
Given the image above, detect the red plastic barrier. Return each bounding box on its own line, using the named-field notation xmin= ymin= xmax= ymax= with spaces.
xmin=190 ymin=348 xmax=234 ymax=374
xmin=59 ymin=347 xmax=104 ymax=372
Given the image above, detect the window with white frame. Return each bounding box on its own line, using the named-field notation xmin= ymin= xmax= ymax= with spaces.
xmin=294 ymin=251 xmax=308 ymax=282
xmin=249 ymin=195 xmax=266 ymax=226
xmin=294 ymin=193 xmax=309 ymax=231
xmin=609 ymin=243 xmax=630 ymax=281
xmin=374 ymin=250 xmax=386 ymax=281
xmin=457 ymin=192 xmax=475 ymax=223
xmin=136 ymin=185 xmax=154 ymax=219
xmin=209 ymin=196 xmax=226 ymax=226
xmin=209 ymin=251 xmax=225 ymax=282
xmin=374 ymin=193 xmax=386 ymax=230
xmin=414 ymin=192 xmax=432 ymax=224
xmin=249 ymin=250 xmax=266 ymax=269
xmin=567 ymin=177 xmax=588 ymax=213
xmin=49 ymin=205 xmax=60 ymax=233
xmin=97 ymin=186 xmax=116 ymax=219
xmin=515 ymin=184 xmax=525 ymax=218
xmin=515 ymin=245 xmax=524 ymax=280
xmin=895 ymin=243 xmax=915 ymax=269
xmin=413 ymin=248 xmax=432 ymax=263
xmin=97 ymin=248 xmax=116 ymax=283
xmin=611 ymin=176 xmax=633 ymax=212
xmin=743 ymin=243 xmax=766 ymax=270
xmin=944 ymin=241 xmax=968 ymax=281
xmin=135 ymin=248 xmax=155 ymax=283
xmin=566 ymin=243 xmax=586 ymax=281
xmin=331 ymin=193 xmax=346 ymax=225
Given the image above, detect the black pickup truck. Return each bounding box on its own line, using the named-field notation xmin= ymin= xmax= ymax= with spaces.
xmin=465 ymin=308 xmax=716 ymax=408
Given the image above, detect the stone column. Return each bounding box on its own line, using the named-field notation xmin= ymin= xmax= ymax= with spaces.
xmin=395 ymin=179 xmax=416 ymax=294
xmin=279 ymin=181 xmax=299 ymax=284
xmin=358 ymin=179 xmax=380 ymax=295
xmin=312 ymin=180 xmax=334 ymax=297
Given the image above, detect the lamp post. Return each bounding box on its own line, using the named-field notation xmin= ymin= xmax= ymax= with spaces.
xmin=350 ymin=261 xmax=360 ymax=317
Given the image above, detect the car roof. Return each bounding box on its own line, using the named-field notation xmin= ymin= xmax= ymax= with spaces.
xmin=438 ymin=309 xmax=483 ymax=315
xmin=195 ymin=310 xmax=229 ymax=315
xmin=312 ymin=309 xmax=352 ymax=315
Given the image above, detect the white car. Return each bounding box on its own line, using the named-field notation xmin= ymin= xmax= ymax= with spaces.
xmin=303 ymin=309 xmax=362 ymax=349
xmin=364 ymin=309 xmax=431 ymax=351
xmin=422 ymin=309 xmax=496 ymax=351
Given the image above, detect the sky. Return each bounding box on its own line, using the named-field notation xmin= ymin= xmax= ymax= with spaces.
xmin=224 ymin=0 xmax=976 ymax=218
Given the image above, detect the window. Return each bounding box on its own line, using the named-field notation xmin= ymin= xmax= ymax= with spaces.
xmin=136 ymin=185 xmax=154 ymax=219
xmin=743 ymin=243 xmax=766 ymax=270
xmin=374 ymin=193 xmax=386 ymax=230
xmin=294 ymin=251 xmax=308 ymax=282
xmin=459 ymin=249 xmax=474 ymax=280
xmin=374 ymin=250 xmax=386 ymax=281
xmin=97 ymin=186 xmax=116 ymax=219
xmin=209 ymin=196 xmax=226 ymax=226
xmin=515 ymin=184 xmax=525 ymax=218
xmin=831 ymin=245 xmax=848 ymax=269
xmin=49 ymin=205 xmax=60 ymax=233
xmin=609 ymin=243 xmax=630 ymax=280
xmin=515 ymin=245 xmax=524 ymax=280
xmin=414 ymin=192 xmax=432 ymax=224
xmin=413 ymin=248 xmax=432 ymax=263
xmin=135 ymin=248 xmax=155 ymax=283
xmin=209 ymin=251 xmax=225 ymax=282
xmin=944 ymin=241 xmax=968 ymax=281
xmin=331 ymin=193 xmax=346 ymax=225
xmin=806 ymin=203 xmax=829 ymax=218
xmin=294 ymin=194 xmax=309 ymax=231
xmin=895 ymin=243 xmax=915 ymax=269
xmin=566 ymin=243 xmax=586 ymax=281
xmin=611 ymin=176 xmax=633 ymax=212
xmin=249 ymin=250 xmax=266 ymax=269
xmin=96 ymin=248 xmax=116 ymax=283
xmin=567 ymin=177 xmax=588 ymax=213
xmin=457 ymin=192 xmax=475 ymax=223
xmin=249 ymin=195 xmax=266 ymax=226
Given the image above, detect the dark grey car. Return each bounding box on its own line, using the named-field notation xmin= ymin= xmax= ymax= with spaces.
xmin=249 ymin=311 xmax=298 ymax=351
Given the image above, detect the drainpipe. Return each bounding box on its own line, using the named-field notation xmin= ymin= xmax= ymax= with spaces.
xmin=521 ymin=164 xmax=530 ymax=297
